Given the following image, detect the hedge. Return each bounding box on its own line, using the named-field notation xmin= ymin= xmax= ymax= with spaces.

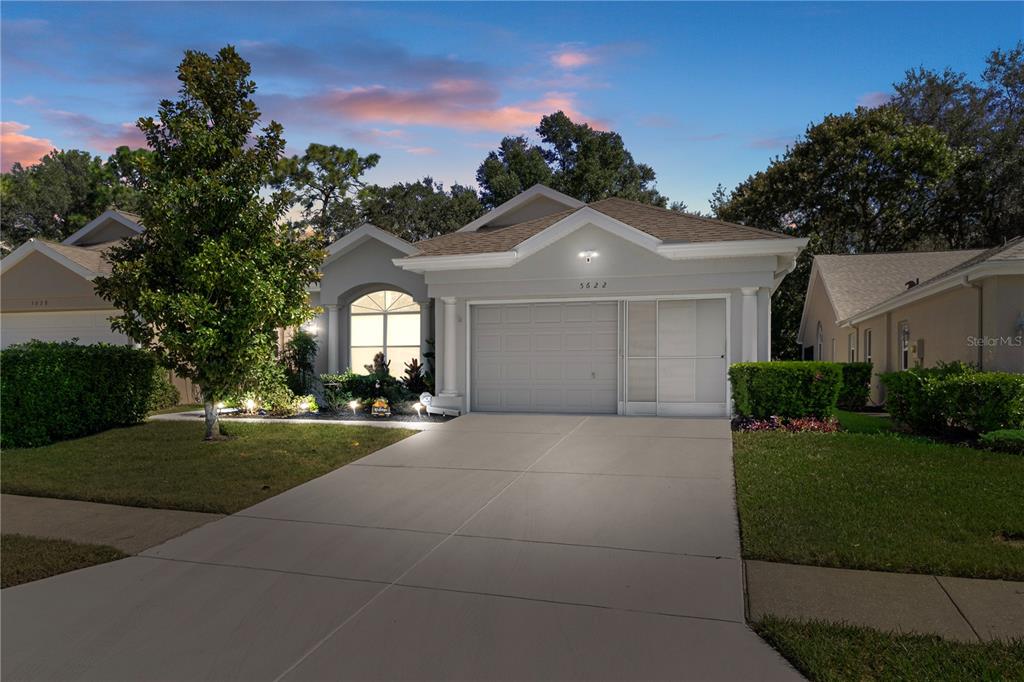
xmin=980 ymin=429 xmax=1024 ymax=455
xmin=880 ymin=364 xmax=1024 ymax=436
xmin=1 ymin=341 xmax=162 ymax=448
xmin=729 ymin=362 xmax=843 ymax=419
xmin=837 ymin=362 xmax=873 ymax=410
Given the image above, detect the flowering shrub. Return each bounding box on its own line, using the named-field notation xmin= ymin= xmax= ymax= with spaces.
xmin=732 ymin=415 xmax=840 ymax=433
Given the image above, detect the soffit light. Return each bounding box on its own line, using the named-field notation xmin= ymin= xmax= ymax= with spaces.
xmin=578 ymin=250 xmax=599 ymax=263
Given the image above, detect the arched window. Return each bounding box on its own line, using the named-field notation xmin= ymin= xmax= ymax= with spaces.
xmin=350 ymin=290 xmax=420 ymax=374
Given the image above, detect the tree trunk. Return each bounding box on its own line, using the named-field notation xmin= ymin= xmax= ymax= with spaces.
xmin=203 ymin=399 xmax=221 ymax=440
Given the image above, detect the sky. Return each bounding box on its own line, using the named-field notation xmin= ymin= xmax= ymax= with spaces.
xmin=1 ymin=2 xmax=1020 ymax=212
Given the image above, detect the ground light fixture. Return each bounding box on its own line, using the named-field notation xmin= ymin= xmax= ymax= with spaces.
xmin=243 ymin=398 xmax=256 ymax=412
xmin=349 ymin=400 xmax=359 ymax=417
xmin=298 ymin=400 xmax=310 ymax=412
xmin=578 ymin=250 xmax=599 ymax=263
xmin=414 ymin=402 xmax=423 ymax=418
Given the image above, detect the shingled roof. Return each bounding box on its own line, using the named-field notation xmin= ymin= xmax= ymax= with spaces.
xmin=41 ymin=240 xmax=119 ymax=276
xmin=409 ymin=197 xmax=790 ymax=257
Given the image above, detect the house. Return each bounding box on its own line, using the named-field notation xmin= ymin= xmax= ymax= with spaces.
xmin=1 ymin=185 xmax=808 ymax=417
xmin=798 ymin=238 xmax=1024 ymax=403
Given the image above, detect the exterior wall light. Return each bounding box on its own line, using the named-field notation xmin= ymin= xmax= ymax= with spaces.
xmin=578 ymin=250 xmax=599 ymax=263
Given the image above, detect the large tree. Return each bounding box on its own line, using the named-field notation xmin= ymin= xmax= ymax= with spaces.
xmin=713 ymin=105 xmax=957 ymax=358
xmin=890 ymin=43 xmax=1023 ymax=247
xmin=272 ymin=143 xmax=379 ymax=242
xmin=95 ymin=46 xmax=323 ymax=440
xmin=359 ymin=177 xmax=484 ymax=242
xmin=476 ymin=111 xmax=668 ymax=208
xmin=0 ymin=147 xmax=148 ymax=250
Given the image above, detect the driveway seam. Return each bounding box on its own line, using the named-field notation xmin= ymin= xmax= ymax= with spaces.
xmin=352 ymin=462 xmax=728 ymax=480
xmin=451 ymin=532 xmax=741 ymax=561
xmin=229 ymin=513 xmax=449 ymax=536
xmin=270 ymin=416 xmax=595 ymax=682
xmin=933 ymin=575 xmax=982 ymax=642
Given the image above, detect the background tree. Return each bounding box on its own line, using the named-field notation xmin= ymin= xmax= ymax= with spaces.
xmin=272 ymin=143 xmax=379 ymax=242
xmin=95 ymin=46 xmax=323 ymax=440
xmin=714 ymin=106 xmax=957 ymax=358
xmin=476 ymin=111 xmax=668 ymax=208
xmin=0 ymin=147 xmax=148 ymax=250
xmin=359 ymin=177 xmax=484 ymax=241
xmin=890 ymin=43 xmax=1023 ymax=247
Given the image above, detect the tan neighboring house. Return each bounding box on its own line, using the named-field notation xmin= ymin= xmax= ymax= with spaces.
xmin=798 ymin=237 xmax=1024 ymax=404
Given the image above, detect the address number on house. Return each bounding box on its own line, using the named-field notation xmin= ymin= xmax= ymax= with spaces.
xmin=579 ymin=281 xmax=608 ymax=289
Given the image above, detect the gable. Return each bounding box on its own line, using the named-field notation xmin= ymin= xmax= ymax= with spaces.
xmin=1 ymin=251 xmax=111 ymax=312
xmin=485 ymin=194 xmax=578 ymax=228
xmin=63 ymin=210 xmax=142 ymax=246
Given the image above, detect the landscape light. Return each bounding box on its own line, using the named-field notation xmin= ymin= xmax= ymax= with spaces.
xmin=414 ymin=402 xmax=423 ymax=417
xmin=349 ymin=399 xmax=359 ymax=416
xmin=215 ymin=401 xmax=225 ymax=410
xmin=243 ymin=398 xmax=256 ymax=412
xmin=298 ymin=400 xmax=310 ymax=412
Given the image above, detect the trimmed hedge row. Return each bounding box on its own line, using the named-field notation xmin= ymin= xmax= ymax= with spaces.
xmin=880 ymin=364 xmax=1024 ymax=436
xmin=729 ymin=362 xmax=843 ymax=419
xmin=837 ymin=362 xmax=873 ymax=410
xmin=1 ymin=341 xmax=163 ymax=448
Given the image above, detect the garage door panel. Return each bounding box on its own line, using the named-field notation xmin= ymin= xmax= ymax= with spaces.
xmin=1 ymin=311 xmax=128 ymax=349
xmin=472 ymin=302 xmax=618 ymax=414
xmin=476 ymin=333 xmax=502 ymax=352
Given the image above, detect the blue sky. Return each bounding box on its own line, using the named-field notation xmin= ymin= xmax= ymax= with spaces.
xmin=1 ymin=2 xmax=1019 ymax=211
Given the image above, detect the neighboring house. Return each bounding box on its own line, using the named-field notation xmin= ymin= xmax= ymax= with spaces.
xmin=798 ymin=238 xmax=1024 ymax=404
xmin=1 ymin=185 xmax=808 ymax=417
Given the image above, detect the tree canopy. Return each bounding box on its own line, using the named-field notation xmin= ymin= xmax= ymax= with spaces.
xmin=476 ymin=111 xmax=668 ymax=208
xmin=359 ymin=177 xmax=484 ymax=242
xmin=95 ymin=45 xmax=323 ymax=439
xmin=0 ymin=147 xmax=150 ymax=251
xmin=272 ymin=143 xmax=380 ymax=242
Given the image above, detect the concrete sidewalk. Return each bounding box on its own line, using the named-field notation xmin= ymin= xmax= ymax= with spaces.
xmin=746 ymin=559 xmax=1024 ymax=643
xmin=1 ymin=494 xmax=222 ymax=554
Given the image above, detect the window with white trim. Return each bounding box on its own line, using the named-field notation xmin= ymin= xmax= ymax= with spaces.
xmin=864 ymin=329 xmax=873 ymax=364
xmin=350 ymin=290 xmax=420 ymax=375
xmin=848 ymin=332 xmax=856 ymax=362
xmin=898 ymin=321 xmax=910 ymax=370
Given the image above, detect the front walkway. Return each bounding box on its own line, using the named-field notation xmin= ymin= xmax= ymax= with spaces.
xmin=746 ymin=559 xmax=1024 ymax=643
xmin=1 ymin=494 xmax=222 ymax=554
xmin=2 ymin=414 xmax=799 ymax=681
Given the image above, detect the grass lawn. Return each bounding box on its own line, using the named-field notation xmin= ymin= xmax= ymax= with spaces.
xmin=151 ymin=403 xmax=203 ymax=415
xmin=1 ymin=421 xmax=414 ymax=514
xmin=755 ymin=617 xmax=1024 ymax=682
xmin=2 ymin=534 xmax=128 ymax=588
xmin=733 ymin=430 xmax=1024 ymax=579
xmin=835 ymin=409 xmax=895 ymax=434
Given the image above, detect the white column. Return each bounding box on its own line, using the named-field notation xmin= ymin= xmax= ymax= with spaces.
xmin=440 ymin=297 xmax=458 ymax=397
xmin=741 ymin=287 xmax=758 ymax=362
xmin=327 ymin=304 xmax=339 ymax=374
xmin=416 ymin=299 xmax=432 ymax=368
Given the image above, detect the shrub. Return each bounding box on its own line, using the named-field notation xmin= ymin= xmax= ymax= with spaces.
xmin=729 ymin=362 xmax=843 ymax=419
xmin=837 ymin=362 xmax=873 ymax=410
xmin=1 ymin=341 xmax=161 ymax=448
xmin=281 ymin=329 xmax=318 ymax=395
xmin=147 ymin=369 xmax=182 ymax=413
xmin=881 ymin=365 xmax=1024 ymax=436
xmin=980 ymin=429 xmax=1024 ymax=455
xmin=320 ymin=369 xmax=412 ymax=413
xmin=223 ymin=357 xmax=314 ymax=417
xmin=402 ymin=358 xmax=430 ymax=396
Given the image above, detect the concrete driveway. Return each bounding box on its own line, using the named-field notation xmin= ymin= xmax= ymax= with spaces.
xmin=2 ymin=414 xmax=799 ymax=681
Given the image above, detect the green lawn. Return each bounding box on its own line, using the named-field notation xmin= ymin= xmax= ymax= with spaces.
xmin=151 ymin=403 xmax=203 ymax=415
xmin=1 ymin=535 xmax=128 ymax=588
xmin=836 ymin=409 xmax=895 ymax=434
xmin=733 ymin=430 xmax=1024 ymax=579
xmin=755 ymin=617 xmax=1024 ymax=682
xmin=1 ymin=421 xmax=414 ymax=514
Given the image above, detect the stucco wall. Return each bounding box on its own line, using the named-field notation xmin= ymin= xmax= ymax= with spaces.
xmin=1 ymin=252 xmax=112 ymax=312
xmin=800 ymin=273 xmax=844 ymax=360
xmin=980 ymin=274 xmax=1024 ymax=372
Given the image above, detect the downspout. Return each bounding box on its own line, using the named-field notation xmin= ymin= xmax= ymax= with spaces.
xmin=961 ymin=276 xmax=983 ymax=370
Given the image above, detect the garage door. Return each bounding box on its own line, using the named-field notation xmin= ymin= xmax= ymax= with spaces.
xmin=1 ymin=310 xmax=129 ymax=349
xmin=471 ymin=302 xmax=618 ymax=413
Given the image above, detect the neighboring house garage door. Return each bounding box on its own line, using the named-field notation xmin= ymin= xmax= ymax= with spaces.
xmin=471 ymin=302 xmax=618 ymax=413
xmin=0 ymin=310 xmax=129 ymax=349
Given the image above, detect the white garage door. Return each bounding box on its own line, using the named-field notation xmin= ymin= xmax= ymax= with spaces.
xmin=1 ymin=310 xmax=129 ymax=349
xmin=472 ymin=302 xmax=618 ymax=413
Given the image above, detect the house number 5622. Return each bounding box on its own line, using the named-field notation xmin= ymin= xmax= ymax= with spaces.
xmin=579 ymin=281 xmax=607 ymax=289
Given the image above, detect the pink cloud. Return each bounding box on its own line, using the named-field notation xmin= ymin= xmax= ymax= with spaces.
xmin=857 ymin=91 xmax=892 ymax=108
xmin=749 ymin=135 xmax=795 ymax=150
xmin=552 ymin=50 xmax=594 ymax=69
xmin=304 ymin=80 xmax=602 ymax=133
xmin=0 ymin=121 xmax=55 ymax=170
xmin=404 ymin=146 xmax=437 ymax=155
xmin=42 ymin=109 xmax=146 ymax=154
